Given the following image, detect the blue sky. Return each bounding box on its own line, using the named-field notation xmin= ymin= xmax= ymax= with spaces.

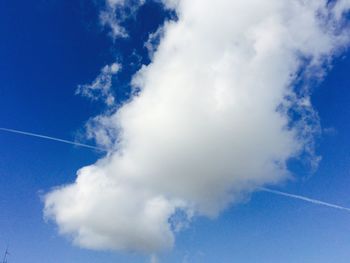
xmin=1 ymin=1 xmax=350 ymax=262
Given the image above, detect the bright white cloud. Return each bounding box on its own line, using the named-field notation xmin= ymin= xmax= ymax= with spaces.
xmin=45 ymin=0 xmax=350 ymax=255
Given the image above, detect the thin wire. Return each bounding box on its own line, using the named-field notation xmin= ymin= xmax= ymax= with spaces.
xmin=1 ymin=244 xmax=9 ymax=263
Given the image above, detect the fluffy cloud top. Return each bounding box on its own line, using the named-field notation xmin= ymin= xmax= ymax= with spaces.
xmin=45 ymin=0 xmax=350 ymax=254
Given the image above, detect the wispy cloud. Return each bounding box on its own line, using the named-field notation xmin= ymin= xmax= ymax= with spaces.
xmin=76 ymin=63 xmax=121 ymax=106
xmin=99 ymin=0 xmax=145 ymax=39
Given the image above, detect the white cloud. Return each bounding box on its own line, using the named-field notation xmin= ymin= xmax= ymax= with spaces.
xmin=145 ymin=26 xmax=164 ymax=59
xmin=76 ymin=63 xmax=121 ymax=106
xmin=161 ymin=0 xmax=180 ymax=10
xmin=333 ymin=0 xmax=350 ymax=19
xmin=45 ymin=0 xmax=350 ymax=255
xmin=100 ymin=0 xmax=145 ymax=38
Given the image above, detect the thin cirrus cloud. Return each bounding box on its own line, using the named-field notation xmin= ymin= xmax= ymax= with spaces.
xmin=44 ymin=0 xmax=350 ymax=254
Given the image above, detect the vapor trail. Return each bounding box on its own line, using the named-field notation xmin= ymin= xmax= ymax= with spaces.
xmin=260 ymin=187 xmax=350 ymax=212
xmin=0 ymin=127 xmax=106 ymax=151
xmin=3 ymin=125 xmax=347 ymax=212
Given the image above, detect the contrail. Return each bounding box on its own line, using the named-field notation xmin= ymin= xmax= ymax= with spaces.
xmin=0 ymin=127 xmax=106 ymax=151
xmin=1 ymin=126 xmax=348 ymax=213
xmin=260 ymin=187 xmax=350 ymax=212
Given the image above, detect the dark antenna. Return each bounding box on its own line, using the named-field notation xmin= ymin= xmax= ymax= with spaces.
xmin=2 ymin=245 xmax=9 ymax=263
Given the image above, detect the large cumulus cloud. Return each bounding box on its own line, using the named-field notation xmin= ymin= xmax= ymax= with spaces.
xmin=45 ymin=0 xmax=350 ymax=254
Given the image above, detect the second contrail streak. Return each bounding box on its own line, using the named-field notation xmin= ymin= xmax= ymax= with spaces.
xmin=0 ymin=127 xmax=106 ymax=151
xmin=260 ymin=187 xmax=350 ymax=212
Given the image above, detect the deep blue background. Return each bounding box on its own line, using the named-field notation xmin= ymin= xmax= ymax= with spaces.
xmin=0 ymin=1 xmax=350 ymax=262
